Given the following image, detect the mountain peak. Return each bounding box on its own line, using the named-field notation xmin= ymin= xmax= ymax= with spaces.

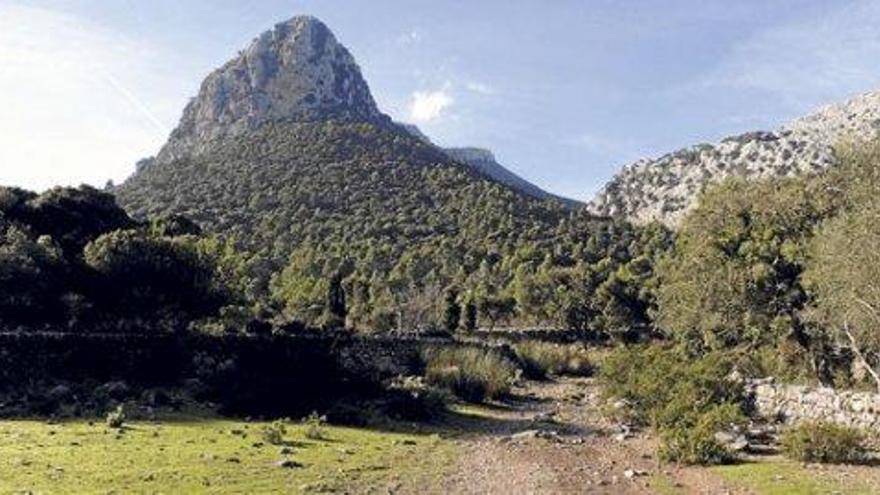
xmin=156 ymin=15 xmax=384 ymax=164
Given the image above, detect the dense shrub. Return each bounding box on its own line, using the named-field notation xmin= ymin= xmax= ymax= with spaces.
xmin=423 ymin=347 xmax=518 ymax=402
xmin=658 ymin=404 xmax=742 ymax=465
xmin=0 ymin=226 xmax=66 ymax=327
xmin=599 ymin=345 xmax=747 ymax=465
xmin=381 ymin=375 xmax=449 ymax=421
xmin=513 ymin=342 xmax=592 ymax=379
xmin=780 ymin=422 xmax=868 ymax=464
xmin=84 ymin=230 xmax=227 ymax=324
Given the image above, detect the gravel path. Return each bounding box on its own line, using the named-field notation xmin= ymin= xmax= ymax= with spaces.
xmin=437 ymin=377 xmax=744 ymax=494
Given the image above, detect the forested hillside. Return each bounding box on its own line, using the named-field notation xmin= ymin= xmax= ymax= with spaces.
xmin=0 ymin=186 xmax=244 ymax=333
xmin=117 ymin=120 xmax=670 ymax=332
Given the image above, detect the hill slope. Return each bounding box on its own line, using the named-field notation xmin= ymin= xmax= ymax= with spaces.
xmin=398 ymin=123 xmax=581 ymax=207
xmin=587 ymin=90 xmax=880 ymax=226
xmin=117 ymin=120 xmax=572 ymax=263
xmin=117 ymin=16 xmax=579 ymax=263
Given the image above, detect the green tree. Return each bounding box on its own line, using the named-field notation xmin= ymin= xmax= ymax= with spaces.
xmin=443 ymin=288 xmax=461 ymax=333
xmin=0 ymin=226 xmax=64 ymax=327
xmin=654 ymin=177 xmax=835 ymax=354
xmin=803 ymin=143 xmax=880 ymax=390
xmin=463 ymin=298 xmax=477 ymax=332
xmin=327 ymin=272 xmax=347 ymax=327
xmin=84 ymin=230 xmax=226 ymax=327
xmin=478 ymin=296 xmax=516 ymax=329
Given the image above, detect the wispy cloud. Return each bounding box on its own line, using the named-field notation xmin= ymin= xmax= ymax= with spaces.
xmin=396 ymin=29 xmax=422 ymax=45
xmin=700 ymin=1 xmax=880 ymax=113
xmin=409 ymin=84 xmax=454 ymax=123
xmin=562 ymin=131 xmax=646 ymax=165
xmin=0 ymin=3 xmax=173 ymax=191
xmin=465 ymin=81 xmax=494 ymax=95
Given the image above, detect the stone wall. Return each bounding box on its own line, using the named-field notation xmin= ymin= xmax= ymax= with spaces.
xmin=748 ymin=378 xmax=880 ymax=430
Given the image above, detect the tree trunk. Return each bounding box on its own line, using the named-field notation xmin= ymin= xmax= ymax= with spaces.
xmin=843 ymin=322 xmax=880 ymax=393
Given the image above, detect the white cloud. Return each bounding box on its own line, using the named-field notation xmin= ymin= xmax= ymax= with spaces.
xmin=0 ymin=3 xmax=174 ymax=191
xmin=408 ymin=86 xmax=454 ymax=123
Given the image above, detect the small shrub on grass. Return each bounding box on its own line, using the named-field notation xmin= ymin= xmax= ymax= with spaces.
xmin=383 ymin=375 xmax=449 ymax=421
xmin=658 ymin=403 xmax=743 ymax=465
xmin=513 ymin=342 xmax=592 ymax=379
xmin=780 ymin=422 xmax=868 ymax=464
xmin=261 ymin=420 xmax=287 ymax=445
xmin=304 ymin=412 xmax=327 ymax=440
xmin=599 ymin=345 xmax=747 ymax=465
xmin=105 ymin=405 xmax=126 ymax=428
xmin=423 ymin=347 xmax=518 ymax=402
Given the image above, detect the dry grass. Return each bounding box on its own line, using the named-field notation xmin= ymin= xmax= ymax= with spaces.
xmin=513 ymin=342 xmax=593 ymax=379
xmin=424 ymin=347 xmax=518 ymax=402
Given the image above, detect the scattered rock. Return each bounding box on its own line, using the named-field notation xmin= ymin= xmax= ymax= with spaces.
xmin=623 ymin=469 xmax=649 ymax=479
xmin=276 ymin=459 xmax=303 ymax=469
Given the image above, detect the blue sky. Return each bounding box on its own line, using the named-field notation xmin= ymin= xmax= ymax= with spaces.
xmin=3 ymin=0 xmax=880 ymax=200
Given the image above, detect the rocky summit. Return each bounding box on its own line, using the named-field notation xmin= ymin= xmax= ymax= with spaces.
xmin=155 ymin=16 xmax=385 ymax=165
xmin=141 ymin=15 xmax=570 ymax=206
xmin=588 ymin=90 xmax=880 ymax=226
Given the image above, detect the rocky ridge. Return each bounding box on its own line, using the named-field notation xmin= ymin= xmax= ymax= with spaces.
xmin=400 ymin=124 xmax=581 ymax=207
xmin=587 ymin=90 xmax=880 ymax=226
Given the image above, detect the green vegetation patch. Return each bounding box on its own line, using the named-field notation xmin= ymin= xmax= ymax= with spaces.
xmin=780 ymin=422 xmax=868 ymax=464
xmin=713 ymin=458 xmax=874 ymax=495
xmin=0 ymin=417 xmax=458 ymax=494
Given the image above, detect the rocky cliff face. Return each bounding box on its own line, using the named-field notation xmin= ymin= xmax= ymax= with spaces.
xmin=155 ymin=16 xmax=385 ymax=164
xmin=144 ymin=14 xmax=570 ymax=207
xmin=587 ymin=90 xmax=880 ymax=226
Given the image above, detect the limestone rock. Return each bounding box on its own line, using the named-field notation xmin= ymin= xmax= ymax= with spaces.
xmin=588 ymin=90 xmax=880 ymax=227
xmin=156 ymin=15 xmax=384 ymax=165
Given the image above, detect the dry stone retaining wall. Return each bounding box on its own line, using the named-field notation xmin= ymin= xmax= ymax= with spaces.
xmin=748 ymin=378 xmax=880 ymax=430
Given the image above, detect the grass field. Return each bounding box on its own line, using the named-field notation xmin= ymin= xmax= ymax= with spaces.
xmin=0 ymin=416 xmax=459 ymax=494
xmin=712 ymin=458 xmax=875 ymax=495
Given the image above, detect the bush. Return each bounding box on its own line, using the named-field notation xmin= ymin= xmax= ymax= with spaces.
xmin=599 ymin=345 xmax=747 ymax=465
xmin=106 ymin=405 xmax=126 ymax=428
xmin=304 ymin=412 xmax=327 ymax=440
xmin=658 ymin=404 xmax=741 ymax=465
xmin=261 ymin=420 xmax=287 ymax=445
xmin=780 ymin=422 xmax=868 ymax=464
xmin=513 ymin=342 xmax=592 ymax=379
xmin=382 ymin=375 xmax=449 ymax=421
xmin=424 ymin=347 xmax=518 ymax=402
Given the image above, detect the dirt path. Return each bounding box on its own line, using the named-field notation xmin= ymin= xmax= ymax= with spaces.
xmin=436 ymin=377 xmax=746 ymax=494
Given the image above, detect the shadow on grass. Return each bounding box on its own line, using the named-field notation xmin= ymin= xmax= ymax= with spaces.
xmin=0 ymin=387 xmax=597 ymax=444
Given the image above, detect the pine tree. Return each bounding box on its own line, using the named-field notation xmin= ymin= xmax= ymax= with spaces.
xmin=443 ymin=288 xmax=461 ymax=333
xmin=327 ymin=272 xmax=347 ymax=326
xmin=463 ymin=299 xmax=477 ymax=332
